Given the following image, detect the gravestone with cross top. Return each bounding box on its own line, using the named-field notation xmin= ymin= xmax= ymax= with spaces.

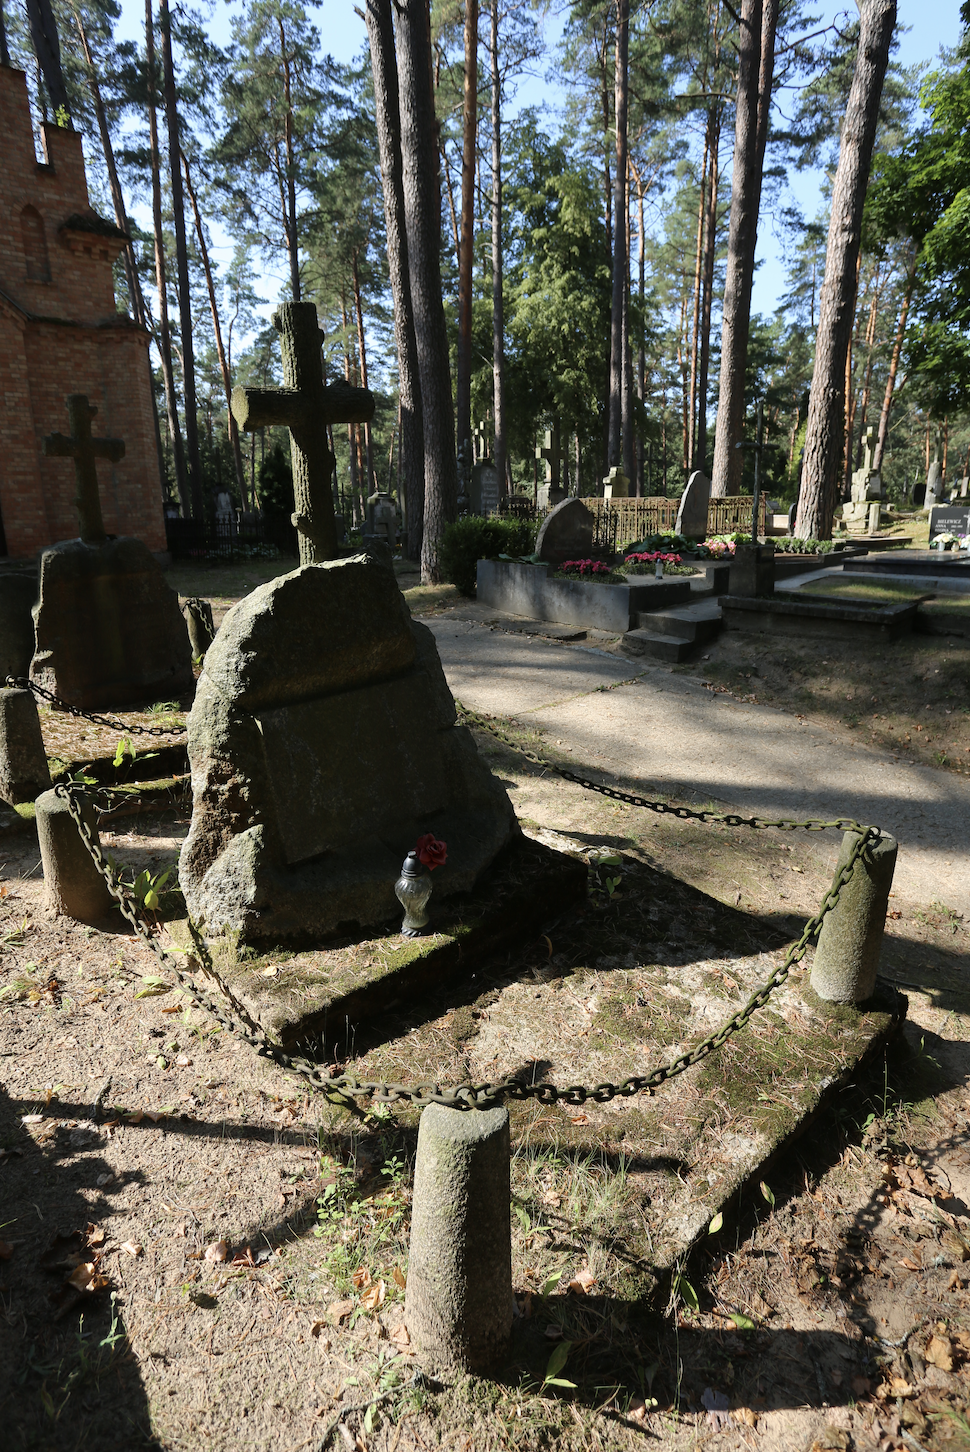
xmin=43 ymin=393 xmax=124 ymax=545
xmin=231 ymin=302 xmax=374 ymax=566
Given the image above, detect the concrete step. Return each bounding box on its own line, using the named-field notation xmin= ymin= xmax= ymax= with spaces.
xmin=635 ymin=599 xmax=723 ymax=642
xmin=619 ymin=629 xmax=693 ymax=662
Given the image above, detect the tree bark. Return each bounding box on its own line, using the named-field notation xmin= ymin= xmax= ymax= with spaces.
xmin=607 ymin=0 xmax=629 ymax=469
xmin=146 ymin=0 xmax=189 ymax=517
xmin=872 ymin=249 xmax=916 ymax=473
xmin=26 ymin=0 xmax=70 ymax=120
xmin=365 ymin=0 xmax=425 ymax=561
xmin=278 ymin=16 xmax=301 ymax=301
xmin=351 ymin=247 xmax=375 ymax=495
xmin=490 ymin=0 xmax=507 ymax=498
xmin=159 ymin=0 xmax=203 ymax=519
xmin=182 ymin=151 xmax=249 ymax=511
xmin=456 ymin=0 xmax=478 ymax=472
xmin=688 ymin=131 xmax=710 ymax=470
xmin=711 ymin=0 xmax=778 ymax=496
xmin=696 ymin=104 xmax=721 ymax=472
xmin=397 ymin=0 xmax=458 ymax=583
xmin=795 ymin=0 xmax=897 ymax=539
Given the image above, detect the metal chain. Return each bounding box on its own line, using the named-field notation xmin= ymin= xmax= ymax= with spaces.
xmin=455 ymin=701 xmax=871 ymax=837
xmin=53 ymin=721 xmax=880 ymax=1112
xmin=5 ymin=676 xmax=187 ymax=736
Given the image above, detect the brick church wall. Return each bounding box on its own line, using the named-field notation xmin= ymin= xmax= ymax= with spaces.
xmin=0 ymin=65 xmax=165 ymax=558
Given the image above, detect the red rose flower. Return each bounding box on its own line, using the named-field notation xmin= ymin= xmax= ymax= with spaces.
xmin=416 ymin=833 xmax=447 ymax=870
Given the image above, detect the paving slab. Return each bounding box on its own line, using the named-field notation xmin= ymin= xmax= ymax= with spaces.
xmin=422 ymin=615 xmax=970 ymax=918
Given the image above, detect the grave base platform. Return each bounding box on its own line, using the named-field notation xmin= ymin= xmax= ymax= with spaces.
xmin=167 ymin=832 xmax=587 ymax=1051
xmin=719 ymin=591 xmax=917 ymax=641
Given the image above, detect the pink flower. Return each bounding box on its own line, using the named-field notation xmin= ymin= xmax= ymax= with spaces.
xmin=416 ymin=833 xmax=447 ymax=870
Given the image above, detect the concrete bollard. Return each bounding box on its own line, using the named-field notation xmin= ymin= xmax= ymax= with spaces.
xmin=811 ymin=829 xmax=898 ymax=1004
xmin=35 ymin=788 xmax=115 ymax=923
xmin=0 ymin=688 xmax=51 ymax=804
xmin=404 ymin=1103 xmax=512 ymax=1373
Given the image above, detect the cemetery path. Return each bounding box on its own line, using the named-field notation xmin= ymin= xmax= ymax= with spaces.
xmin=424 ymin=617 xmax=970 ymax=918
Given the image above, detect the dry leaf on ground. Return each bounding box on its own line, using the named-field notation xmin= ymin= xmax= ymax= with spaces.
xmin=204 ymin=1239 xmax=228 ymax=1263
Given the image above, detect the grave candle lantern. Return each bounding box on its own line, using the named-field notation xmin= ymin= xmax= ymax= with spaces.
xmin=395 ymin=852 xmax=433 ymax=937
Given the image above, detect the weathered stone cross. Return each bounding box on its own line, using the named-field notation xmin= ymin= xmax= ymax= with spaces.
xmin=43 ymin=394 xmax=125 ymax=546
xmin=231 ymin=302 xmax=374 ymax=565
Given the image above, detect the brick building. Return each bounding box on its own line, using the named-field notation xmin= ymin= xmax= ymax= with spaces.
xmin=0 ymin=63 xmax=165 ymax=560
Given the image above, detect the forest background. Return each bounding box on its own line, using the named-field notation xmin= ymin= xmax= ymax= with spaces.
xmin=3 ymin=0 xmax=970 ymax=578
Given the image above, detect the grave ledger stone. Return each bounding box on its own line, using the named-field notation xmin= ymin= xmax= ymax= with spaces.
xmin=30 ymin=395 xmax=193 ymax=710
xmin=179 ymin=553 xmax=517 ymax=943
xmin=231 ymin=302 xmax=373 ymax=566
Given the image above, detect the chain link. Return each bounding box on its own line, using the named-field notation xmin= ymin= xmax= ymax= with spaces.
xmin=5 ymin=676 xmax=187 ymax=736
xmin=52 ymin=704 xmax=882 ymax=1112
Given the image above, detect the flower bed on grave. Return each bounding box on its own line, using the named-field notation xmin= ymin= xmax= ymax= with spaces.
xmin=476 ymin=557 xmax=693 ymax=632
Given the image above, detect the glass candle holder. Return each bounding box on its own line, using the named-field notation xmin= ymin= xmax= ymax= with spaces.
xmin=395 ymin=851 xmax=433 ymax=937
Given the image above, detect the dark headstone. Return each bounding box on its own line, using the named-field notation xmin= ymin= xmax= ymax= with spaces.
xmin=0 ymin=574 xmax=38 ymax=682
xmin=179 ymin=554 xmax=516 ymax=943
xmin=470 ymin=461 xmax=500 ymax=517
xmin=928 ymin=505 xmax=970 ymax=540
xmin=535 ymin=497 xmax=594 ymax=565
xmin=675 ymin=470 xmax=711 ymax=539
xmin=728 ymin=542 xmax=775 ymax=598
xmin=925 ymin=459 xmax=944 ymax=507
xmin=30 ymin=537 xmax=194 ymax=710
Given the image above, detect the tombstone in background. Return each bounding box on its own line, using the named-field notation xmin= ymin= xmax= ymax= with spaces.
xmin=365 ymin=491 xmax=399 ymax=545
xmin=602 ymin=467 xmax=630 ymax=500
xmin=470 ymin=461 xmax=500 ymax=517
xmin=928 ymin=503 xmax=970 ymax=541
xmin=675 ymin=470 xmax=711 ymax=539
xmin=842 ymin=426 xmax=883 ymax=533
xmin=0 ymin=573 xmax=38 ymax=682
xmin=925 ymin=459 xmax=944 ymax=509
xmin=179 ymin=554 xmax=517 ymax=942
xmin=958 ymin=477 xmax=969 ymax=499
xmin=30 ymin=395 xmax=193 ymax=710
xmin=535 ymin=428 xmax=565 ymax=511
xmin=535 ymin=497 xmax=594 ymax=565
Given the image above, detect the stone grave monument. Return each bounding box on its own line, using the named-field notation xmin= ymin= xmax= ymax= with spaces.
xmin=842 ymin=427 xmax=883 ymax=534
xmin=470 ymin=460 xmax=500 ymax=517
xmin=602 ymin=466 xmax=630 ymax=500
xmin=535 ymin=428 xmax=566 ymax=510
xmin=30 ymin=394 xmax=194 ymax=710
xmin=535 ymin=497 xmax=594 ymax=565
xmin=183 ymin=303 xmax=518 ymax=943
xmin=675 ymin=469 xmax=711 ymax=539
xmin=179 ymin=555 xmax=517 ymax=942
xmin=365 ymin=491 xmax=399 ymax=546
xmin=232 ymin=302 xmax=375 ymax=566
xmin=925 ymin=458 xmax=944 ymax=510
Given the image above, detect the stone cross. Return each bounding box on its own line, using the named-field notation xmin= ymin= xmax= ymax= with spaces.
xmin=535 ymin=427 xmax=560 ymax=489
xmin=230 ymin=302 xmax=374 ymax=565
xmin=43 ymin=394 xmax=124 ymax=546
xmin=861 ymin=424 xmax=876 ymax=474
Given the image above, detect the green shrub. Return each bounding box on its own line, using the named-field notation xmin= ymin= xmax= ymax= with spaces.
xmin=439 ymin=515 xmax=539 ymax=596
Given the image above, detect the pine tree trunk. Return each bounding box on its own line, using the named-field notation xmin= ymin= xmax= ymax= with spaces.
xmin=352 ymin=249 xmax=375 ymax=495
xmin=159 ymin=0 xmax=203 ymax=520
xmin=456 ymin=0 xmax=478 ymax=471
xmin=872 ymin=250 xmax=916 ymax=473
xmin=365 ymin=0 xmax=425 ymax=563
xmin=607 ymin=0 xmax=629 ymax=469
xmin=696 ymin=105 xmax=720 ymax=472
xmin=182 ymin=153 xmax=249 ymax=511
xmin=146 ymin=0 xmax=189 ymax=517
xmin=711 ymin=0 xmax=778 ymax=496
xmin=490 ymin=0 xmax=507 ymax=498
xmin=397 ymin=0 xmax=458 ymax=583
xmin=687 ymin=132 xmax=709 ymax=470
xmin=795 ymin=0 xmax=897 ymax=539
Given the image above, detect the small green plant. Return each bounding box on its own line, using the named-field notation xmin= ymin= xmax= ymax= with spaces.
xmin=129 ymin=867 xmax=172 ymax=912
xmin=314 ymin=1155 xmax=410 ymax=1292
xmin=543 ymin=1339 xmax=576 ymax=1391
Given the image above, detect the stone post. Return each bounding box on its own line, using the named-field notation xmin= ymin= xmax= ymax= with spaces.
xmin=810 ymin=830 xmax=898 ymax=1004
xmin=404 ymin=1103 xmax=512 ymax=1372
xmin=0 ymin=688 xmax=51 ymax=804
xmin=36 ymin=788 xmax=115 ymax=923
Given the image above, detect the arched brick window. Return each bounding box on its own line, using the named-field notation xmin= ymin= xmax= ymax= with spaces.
xmin=21 ymin=206 xmax=51 ymax=282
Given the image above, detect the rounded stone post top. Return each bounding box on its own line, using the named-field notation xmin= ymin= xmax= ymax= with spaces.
xmin=404 ymin=1102 xmax=512 ymax=1373
xmin=811 ymin=829 xmax=898 ymax=1005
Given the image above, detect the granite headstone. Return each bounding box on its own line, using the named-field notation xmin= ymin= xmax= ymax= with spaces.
xmin=178 ymin=553 xmax=517 ymax=943
xmin=675 ymin=470 xmax=712 ymax=540
xmin=535 ymin=497 xmax=594 ymax=565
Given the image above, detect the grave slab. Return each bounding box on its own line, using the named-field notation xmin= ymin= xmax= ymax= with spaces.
xmin=719 ymin=592 xmax=918 ymax=641
xmin=169 ymin=834 xmax=587 ymax=1050
xmin=341 ymin=840 xmax=905 ymax=1290
xmin=477 ymin=559 xmax=690 ymax=632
